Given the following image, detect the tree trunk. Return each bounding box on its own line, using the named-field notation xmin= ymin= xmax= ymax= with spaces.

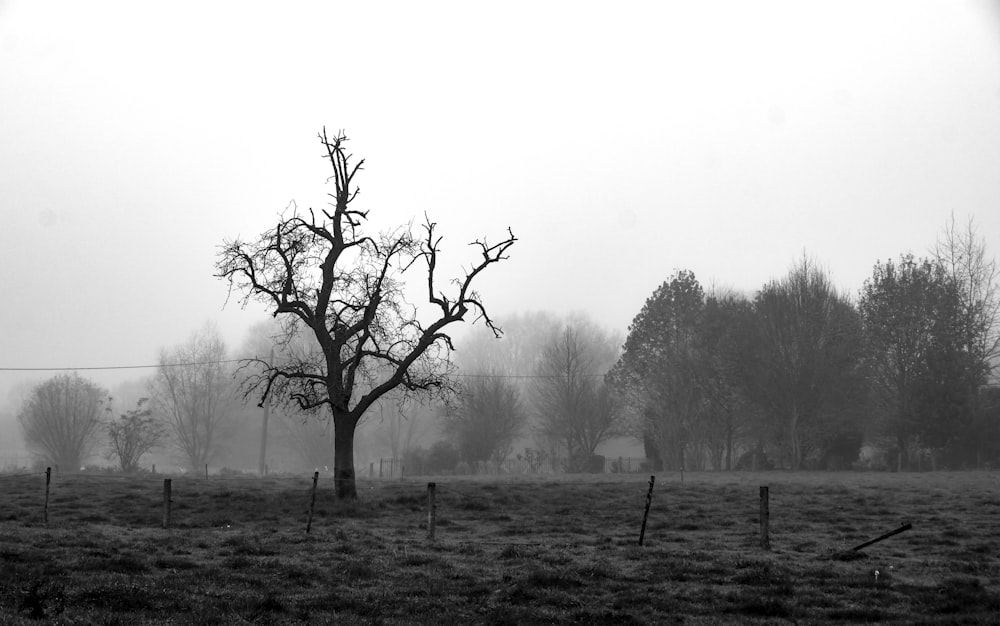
xmin=725 ymin=424 xmax=733 ymax=471
xmin=333 ymin=413 xmax=359 ymax=499
xmin=789 ymin=407 xmax=801 ymax=471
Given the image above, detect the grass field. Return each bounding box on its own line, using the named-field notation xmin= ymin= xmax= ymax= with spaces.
xmin=0 ymin=470 xmax=998 ymax=624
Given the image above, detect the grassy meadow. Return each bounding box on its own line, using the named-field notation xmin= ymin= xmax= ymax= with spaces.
xmin=0 ymin=470 xmax=998 ymax=624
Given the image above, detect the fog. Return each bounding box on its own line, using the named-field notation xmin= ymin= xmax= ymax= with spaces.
xmin=2 ymin=1 xmax=999 ymax=464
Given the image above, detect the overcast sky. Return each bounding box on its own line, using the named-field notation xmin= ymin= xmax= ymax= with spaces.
xmin=1 ymin=1 xmax=999 ymax=403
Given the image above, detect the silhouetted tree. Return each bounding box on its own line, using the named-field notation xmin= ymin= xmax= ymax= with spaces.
xmin=217 ymin=129 xmax=516 ymax=499
xmin=18 ymin=373 xmax=106 ymax=471
xmin=105 ymin=398 xmax=165 ymax=473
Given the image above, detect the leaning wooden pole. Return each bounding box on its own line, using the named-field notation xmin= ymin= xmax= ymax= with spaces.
xmin=639 ymin=475 xmax=655 ymax=546
xmin=852 ymin=523 xmax=912 ymax=552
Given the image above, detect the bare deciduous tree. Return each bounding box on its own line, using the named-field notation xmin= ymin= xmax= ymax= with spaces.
xmin=447 ymin=373 xmax=526 ymax=471
xmin=370 ymin=391 xmax=431 ymax=462
xmin=216 ymin=129 xmax=516 ymax=498
xmin=151 ymin=323 xmax=235 ymax=471
xmin=105 ymin=398 xmax=165 ymax=473
xmin=533 ymin=317 xmax=622 ymax=470
xmin=934 ymin=213 xmax=1000 ymax=375
xmin=18 ymin=373 xmax=106 ymax=471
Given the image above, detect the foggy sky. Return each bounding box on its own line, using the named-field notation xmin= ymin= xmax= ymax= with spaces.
xmin=1 ymin=1 xmax=999 ymax=412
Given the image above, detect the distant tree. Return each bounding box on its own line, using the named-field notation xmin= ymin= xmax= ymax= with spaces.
xmin=370 ymin=391 xmax=433 ymax=463
xmin=610 ymin=270 xmax=708 ymax=471
xmin=424 ymin=440 xmax=460 ymax=474
xmin=239 ymin=318 xmax=334 ymax=471
xmin=933 ymin=214 xmax=1000 ymax=376
xmin=151 ymin=323 xmax=236 ymax=471
xmin=18 ymin=373 xmax=106 ymax=471
xmin=533 ymin=317 xmax=622 ymax=470
xmin=933 ymin=214 xmax=999 ymax=466
xmin=105 ymin=398 xmax=165 ymax=473
xmin=747 ymin=257 xmax=866 ymax=470
xmin=457 ymin=311 xmax=561 ymax=377
xmin=447 ymin=373 xmax=526 ymax=471
xmin=455 ymin=311 xmax=561 ymax=463
xmin=698 ymin=290 xmax=756 ymax=470
xmin=976 ymin=385 xmax=1000 ymax=466
xmin=276 ymin=411 xmax=334 ymax=471
xmin=216 ymin=129 xmax=516 ymax=499
xmin=859 ymin=254 xmax=969 ymax=469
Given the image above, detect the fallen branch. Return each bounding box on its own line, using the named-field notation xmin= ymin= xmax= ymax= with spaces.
xmin=852 ymin=523 xmax=912 ymax=552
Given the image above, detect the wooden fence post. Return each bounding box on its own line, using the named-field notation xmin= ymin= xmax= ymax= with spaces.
xmin=306 ymin=471 xmax=319 ymax=533
xmin=162 ymin=479 xmax=172 ymax=529
xmin=427 ymin=482 xmax=437 ymax=540
xmin=759 ymin=486 xmax=770 ymax=550
xmin=43 ymin=467 xmax=51 ymax=525
xmin=639 ymin=475 xmax=655 ymax=545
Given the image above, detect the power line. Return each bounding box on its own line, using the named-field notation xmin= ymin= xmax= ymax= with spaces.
xmin=0 ymin=359 xmax=606 ymax=379
xmin=0 ymin=359 xmax=245 ymax=372
xmin=1 ymin=359 xmax=997 ymax=385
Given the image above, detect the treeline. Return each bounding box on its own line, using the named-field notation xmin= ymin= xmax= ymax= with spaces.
xmin=443 ymin=217 xmax=999 ymax=472
xmin=613 ymin=219 xmax=999 ymax=471
xmin=11 ymin=322 xmax=343 ymax=475
xmin=418 ymin=312 xmax=624 ymax=474
xmin=12 ymin=324 xmax=242 ymax=473
xmin=613 ymin=260 xmax=996 ymax=472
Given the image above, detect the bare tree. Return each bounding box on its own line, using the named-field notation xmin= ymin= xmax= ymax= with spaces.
xmin=151 ymin=323 xmax=236 ymax=471
xmin=447 ymin=373 xmax=526 ymax=471
xmin=934 ymin=213 xmax=1000 ymax=374
xmin=18 ymin=373 xmax=106 ymax=471
xmin=216 ymin=129 xmax=516 ymax=499
xmin=272 ymin=409 xmax=334 ymax=471
xmin=370 ymin=391 xmax=431 ymax=462
xmin=105 ymin=398 xmax=165 ymax=473
xmin=533 ymin=317 xmax=622 ymax=470
xmin=933 ymin=214 xmax=1000 ymax=467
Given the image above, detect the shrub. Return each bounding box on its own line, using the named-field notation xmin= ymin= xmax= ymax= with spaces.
xmin=425 ymin=440 xmax=459 ymax=474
